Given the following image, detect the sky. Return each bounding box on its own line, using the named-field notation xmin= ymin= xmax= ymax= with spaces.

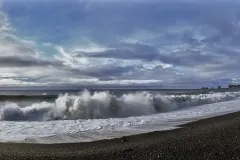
xmin=0 ymin=0 xmax=240 ymax=88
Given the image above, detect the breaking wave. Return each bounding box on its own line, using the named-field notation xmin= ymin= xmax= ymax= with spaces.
xmin=1 ymin=90 xmax=240 ymax=121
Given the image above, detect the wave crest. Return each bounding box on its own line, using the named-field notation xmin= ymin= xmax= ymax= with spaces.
xmin=1 ymin=90 xmax=240 ymax=121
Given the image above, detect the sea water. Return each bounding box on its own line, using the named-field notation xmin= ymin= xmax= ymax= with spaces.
xmin=0 ymin=89 xmax=240 ymax=143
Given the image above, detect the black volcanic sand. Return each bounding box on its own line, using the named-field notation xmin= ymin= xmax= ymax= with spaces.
xmin=1 ymin=112 xmax=240 ymax=160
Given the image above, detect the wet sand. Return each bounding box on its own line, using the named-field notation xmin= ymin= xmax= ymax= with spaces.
xmin=1 ymin=112 xmax=240 ymax=160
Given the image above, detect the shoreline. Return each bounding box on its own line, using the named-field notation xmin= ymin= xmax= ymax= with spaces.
xmin=0 ymin=112 xmax=240 ymax=159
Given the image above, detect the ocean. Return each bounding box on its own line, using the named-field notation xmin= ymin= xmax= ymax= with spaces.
xmin=0 ymin=89 xmax=240 ymax=143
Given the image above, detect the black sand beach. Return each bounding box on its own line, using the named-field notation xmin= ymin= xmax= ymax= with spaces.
xmin=1 ymin=112 xmax=240 ymax=160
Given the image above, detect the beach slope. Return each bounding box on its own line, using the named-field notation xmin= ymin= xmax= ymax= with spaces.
xmin=1 ymin=112 xmax=240 ymax=160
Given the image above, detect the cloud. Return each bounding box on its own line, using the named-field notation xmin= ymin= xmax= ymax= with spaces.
xmin=0 ymin=11 xmax=39 ymax=59
xmin=54 ymin=45 xmax=175 ymax=81
xmin=0 ymin=56 xmax=61 ymax=67
xmin=1 ymin=0 xmax=240 ymax=87
xmin=74 ymin=43 xmax=160 ymax=61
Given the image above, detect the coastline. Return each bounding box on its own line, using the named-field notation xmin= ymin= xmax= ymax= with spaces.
xmin=0 ymin=111 xmax=240 ymax=159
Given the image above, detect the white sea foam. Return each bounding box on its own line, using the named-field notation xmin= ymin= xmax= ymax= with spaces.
xmin=1 ymin=90 xmax=240 ymax=121
xmin=0 ymin=97 xmax=240 ymax=143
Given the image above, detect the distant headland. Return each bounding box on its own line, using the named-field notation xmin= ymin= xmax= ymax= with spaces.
xmin=202 ymin=85 xmax=240 ymax=90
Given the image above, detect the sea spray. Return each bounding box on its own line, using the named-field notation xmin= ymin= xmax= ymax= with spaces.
xmin=1 ymin=90 xmax=240 ymax=121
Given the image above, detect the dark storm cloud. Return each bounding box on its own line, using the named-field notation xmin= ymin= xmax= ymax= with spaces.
xmin=67 ymin=65 xmax=136 ymax=80
xmin=74 ymin=43 xmax=225 ymax=68
xmin=75 ymin=43 xmax=160 ymax=61
xmin=158 ymin=51 xmax=224 ymax=67
xmin=0 ymin=56 xmax=62 ymax=67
